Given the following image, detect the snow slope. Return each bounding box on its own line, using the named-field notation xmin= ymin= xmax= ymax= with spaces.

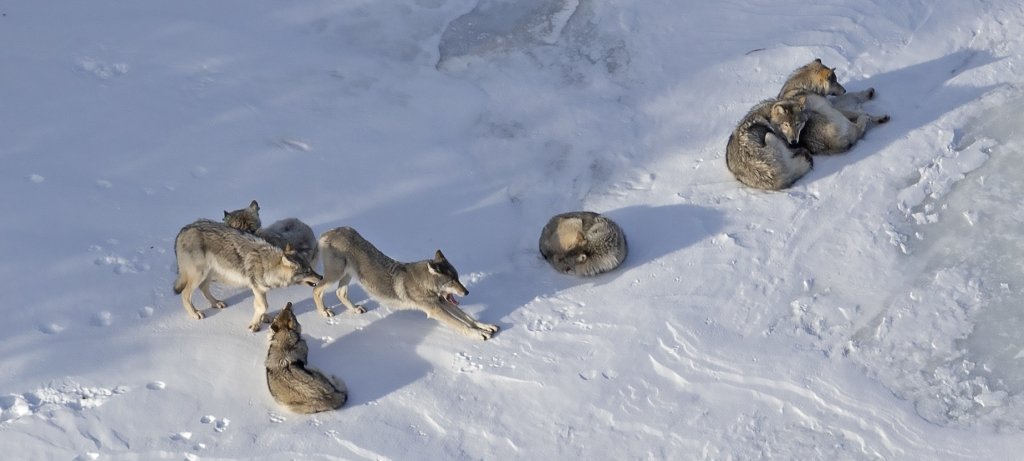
xmin=2 ymin=0 xmax=1024 ymax=459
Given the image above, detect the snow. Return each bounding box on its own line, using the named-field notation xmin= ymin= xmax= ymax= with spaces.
xmin=2 ymin=0 xmax=1024 ymax=459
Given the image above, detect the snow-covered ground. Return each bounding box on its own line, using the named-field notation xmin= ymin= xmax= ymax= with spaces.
xmin=2 ymin=0 xmax=1024 ymax=459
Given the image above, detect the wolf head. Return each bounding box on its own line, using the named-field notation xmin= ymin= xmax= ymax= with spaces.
xmin=281 ymin=244 xmax=323 ymax=287
xmin=223 ymin=200 xmax=262 ymax=233
xmin=769 ymin=99 xmax=809 ymax=146
xmin=779 ymin=58 xmax=847 ymax=99
xmin=551 ymin=248 xmax=590 ymax=275
xmin=426 ymin=250 xmax=469 ymax=305
xmin=271 ymin=302 xmax=301 ymax=334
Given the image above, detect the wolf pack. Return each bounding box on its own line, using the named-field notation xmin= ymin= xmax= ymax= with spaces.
xmin=172 ymin=58 xmax=883 ymax=414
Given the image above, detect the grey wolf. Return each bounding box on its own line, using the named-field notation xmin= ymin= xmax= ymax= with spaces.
xmin=266 ymin=302 xmax=347 ymax=413
xmin=539 ymin=211 xmax=627 ymax=276
xmin=778 ymin=59 xmax=889 ymax=155
xmin=313 ymin=227 xmax=499 ymax=340
xmin=173 ymin=219 xmax=322 ymax=332
xmin=223 ymin=200 xmax=318 ymax=266
xmin=725 ymin=98 xmax=812 ymax=190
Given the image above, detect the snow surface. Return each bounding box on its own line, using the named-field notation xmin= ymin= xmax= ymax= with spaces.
xmin=2 ymin=0 xmax=1024 ymax=459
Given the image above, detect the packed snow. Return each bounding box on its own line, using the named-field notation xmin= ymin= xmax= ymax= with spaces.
xmin=2 ymin=0 xmax=1024 ymax=459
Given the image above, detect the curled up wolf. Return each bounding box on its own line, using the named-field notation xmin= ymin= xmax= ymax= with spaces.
xmin=725 ymin=97 xmax=812 ymax=190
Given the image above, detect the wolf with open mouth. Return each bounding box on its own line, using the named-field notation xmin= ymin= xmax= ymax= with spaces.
xmin=313 ymin=226 xmax=499 ymax=340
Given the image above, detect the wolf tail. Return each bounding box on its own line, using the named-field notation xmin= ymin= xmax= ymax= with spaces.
xmin=173 ymin=275 xmax=186 ymax=294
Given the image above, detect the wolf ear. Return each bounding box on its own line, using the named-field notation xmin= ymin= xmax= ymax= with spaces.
xmin=249 ymin=200 xmax=259 ymax=211
xmin=427 ymin=262 xmax=439 ymax=275
xmin=434 ymin=249 xmax=446 ymax=261
xmin=772 ymin=104 xmax=788 ymax=117
xmin=283 ymin=243 xmax=294 ymax=254
xmin=224 ymin=210 xmax=230 ymax=218
xmin=814 ymin=58 xmax=822 ymax=64
xmin=284 ymin=301 xmax=293 ymax=311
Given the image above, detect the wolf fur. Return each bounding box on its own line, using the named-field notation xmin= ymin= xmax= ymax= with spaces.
xmin=313 ymin=227 xmax=500 ymax=340
xmin=539 ymin=211 xmax=627 ymax=276
xmin=173 ymin=219 xmax=322 ymax=332
xmin=778 ymin=59 xmax=890 ymax=155
xmin=725 ymin=98 xmax=813 ymax=190
xmin=266 ymin=302 xmax=347 ymax=414
xmin=223 ymin=200 xmax=318 ymax=266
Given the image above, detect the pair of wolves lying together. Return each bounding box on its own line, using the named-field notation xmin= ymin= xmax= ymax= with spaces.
xmin=726 ymin=59 xmax=891 ymax=190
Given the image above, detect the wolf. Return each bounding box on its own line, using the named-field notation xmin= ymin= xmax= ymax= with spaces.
xmin=539 ymin=211 xmax=627 ymax=276
xmin=266 ymin=302 xmax=347 ymax=414
xmin=173 ymin=219 xmax=322 ymax=332
xmin=778 ymin=58 xmax=889 ymax=155
xmin=223 ymin=200 xmax=318 ymax=266
xmin=725 ymin=98 xmax=813 ymax=190
xmin=313 ymin=227 xmax=499 ymax=340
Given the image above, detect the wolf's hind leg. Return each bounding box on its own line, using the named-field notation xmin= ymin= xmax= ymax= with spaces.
xmin=199 ymin=279 xmax=227 ymax=309
xmin=335 ymin=274 xmax=367 ymax=314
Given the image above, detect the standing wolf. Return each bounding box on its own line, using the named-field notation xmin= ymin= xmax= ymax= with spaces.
xmin=313 ymin=227 xmax=499 ymax=340
xmin=266 ymin=302 xmax=347 ymax=414
xmin=223 ymin=200 xmax=318 ymax=267
xmin=173 ymin=220 xmax=322 ymax=332
xmin=725 ymin=97 xmax=812 ymax=190
xmin=539 ymin=211 xmax=627 ymax=276
xmin=778 ymin=59 xmax=889 ymax=155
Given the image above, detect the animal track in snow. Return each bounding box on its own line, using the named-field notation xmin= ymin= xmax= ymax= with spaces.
xmin=146 ymin=381 xmax=166 ymax=390
xmin=269 ymin=412 xmax=287 ymax=423
xmin=201 ymin=414 xmax=230 ymax=432
xmin=90 ymin=311 xmax=112 ymax=327
xmin=38 ymin=323 xmax=65 ymax=334
xmin=1 ymin=380 xmax=128 ymax=424
xmin=78 ymin=57 xmax=128 ymax=80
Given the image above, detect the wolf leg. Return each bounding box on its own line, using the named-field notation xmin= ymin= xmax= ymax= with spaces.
xmin=336 ymin=274 xmax=366 ymax=314
xmin=179 ymin=278 xmax=205 ymax=320
xmin=832 ymin=88 xmax=875 ymax=109
xmin=440 ymin=302 xmax=499 ymax=335
xmin=249 ymin=288 xmax=270 ymax=332
xmin=426 ymin=303 xmax=495 ymax=340
xmin=198 ymin=279 xmax=227 ymax=309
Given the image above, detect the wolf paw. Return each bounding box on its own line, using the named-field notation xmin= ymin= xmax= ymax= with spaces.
xmin=876 ymin=114 xmax=891 ymax=123
xmin=349 ymin=305 xmax=367 ymax=314
xmin=319 ymin=307 xmax=335 ymax=318
xmin=866 ymin=87 xmax=876 ymax=99
xmin=480 ymin=323 xmax=500 ymax=334
xmin=191 ymin=310 xmax=205 ymax=320
xmin=212 ymin=301 xmax=227 ymax=309
xmin=248 ymin=322 xmax=263 ymax=333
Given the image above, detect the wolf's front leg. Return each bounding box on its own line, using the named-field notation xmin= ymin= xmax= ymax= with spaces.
xmin=249 ymin=288 xmax=270 ymax=332
xmin=440 ymin=303 xmax=499 ymax=337
xmin=429 ymin=304 xmax=496 ymax=340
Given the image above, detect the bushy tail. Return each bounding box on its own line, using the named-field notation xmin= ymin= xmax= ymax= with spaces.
xmin=173 ymin=275 xmax=186 ymax=294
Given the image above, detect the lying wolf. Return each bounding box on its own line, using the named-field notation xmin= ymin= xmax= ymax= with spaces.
xmin=223 ymin=200 xmax=318 ymax=266
xmin=778 ymin=58 xmax=889 ymax=155
xmin=539 ymin=211 xmax=627 ymax=276
xmin=266 ymin=302 xmax=347 ymax=413
xmin=725 ymin=97 xmax=812 ymax=190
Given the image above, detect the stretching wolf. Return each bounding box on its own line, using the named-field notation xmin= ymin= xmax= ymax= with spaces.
xmin=725 ymin=98 xmax=812 ymax=190
xmin=778 ymin=59 xmax=889 ymax=155
xmin=173 ymin=220 xmax=322 ymax=332
xmin=266 ymin=302 xmax=347 ymax=414
xmin=313 ymin=227 xmax=500 ymax=340
xmin=223 ymin=200 xmax=318 ymax=266
xmin=539 ymin=211 xmax=627 ymax=276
